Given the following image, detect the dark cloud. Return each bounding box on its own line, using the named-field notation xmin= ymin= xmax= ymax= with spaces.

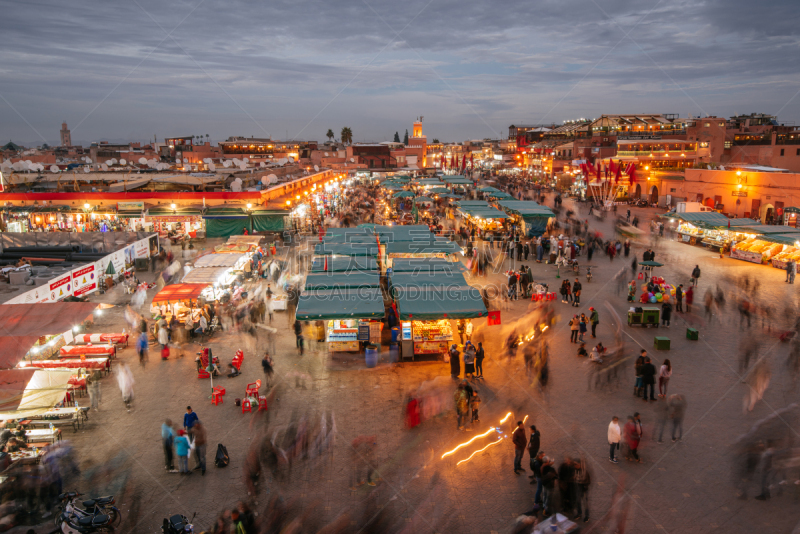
xmin=0 ymin=0 xmax=798 ymax=145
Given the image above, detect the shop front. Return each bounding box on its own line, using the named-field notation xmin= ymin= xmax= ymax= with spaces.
xmin=295 ymin=288 xmax=386 ymax=352
xmin=145 ymin=207 xmax=204 ymax=238
xmin=150 ymin=283 xmax=213 ymax=324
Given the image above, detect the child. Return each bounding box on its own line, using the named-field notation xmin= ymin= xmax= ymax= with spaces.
xmin=470 ymin=390 xmax=481 ymax=423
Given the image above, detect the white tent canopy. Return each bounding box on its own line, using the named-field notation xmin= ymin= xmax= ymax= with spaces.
xmin=0 ymin=369 xmax=73 ymax=420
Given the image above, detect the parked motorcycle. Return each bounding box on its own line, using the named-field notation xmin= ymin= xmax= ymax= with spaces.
xmin=53 ymin=510 xmax=115 ymax=533
xmin=54 ymin=492 xmax=120 ymax=528
xmin=162 ymin=513 xmax=195 ymax=534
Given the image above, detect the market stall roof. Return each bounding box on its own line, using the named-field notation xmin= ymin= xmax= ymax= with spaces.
xmin=478 ymin=186 xmax=501 ymax=193
xmin=373 ymin=225 xmax=434 ymax=242
xmin=395 ymin=287 xmax=487 ymax=320
xmin=181 ymin=266 xmax=231 ymax=285
xmin=152 ymin=283 xmax=210 ymax=304
xmin=194 ymin=253 xmax=245 ymax=268
xmin=295 ymin=288 xmax=385 ymax=320
xmin=414 ymin=196 xmax=434 ymax=204
xmin=392 ymin=191 xmax=415 ymax=199
xmin=384 ymin=239 xmax=460 ymax=255
xmin=0 ymin=303 xmax=99 ymax=336
xmin=442 ymin=178 xmax=473 ymax=185
xmin=324 ymin=227 xmax=373 ymax=237
xmin=417 ymin=179 xmax=444 ymax=186
xmin=313 ymin=243 xmax=381 ymax=256
xmin=304 ymin=272 xmax=381 ymax=290
xmin=750 ymin=233 xmax=800 ymax=246
xmin=0 ymin=369 xmax=73 ymax=420
xmin=666 ymin=211 xmax=731 ymax=228
xmin=391 ymin=175 xmax=412 ymax=182
xmin=428 ymin=187 xmax=451 ymax=194
xmin=390 ymin=258 xmax=466 ymax=273
xmin=0 ymin=335 xmax=42 ymax=369
xmin=321 ymin=234 xmax=377 ymax=244
xmin=731 ymin=225 xmax=789 ymax=235
xmin=496 ymin=201 xmax=552 ymax=216
xmin=639 ymin=261 xmax=664 ymax=267
xmin=226 ymin=235 xmax=266 ymax=246
xmin=484 ymin=192 xmax=515 ymax=200
xmin=434 ymin=193 xmax=462 ymax=199
xmin=146 ymin=206 xmax=203 ymax=216
xmin=310 ymin=256 xmax=378 ymax=272
xmin=457 ymin=201 xmax=493 ymax=207
xmin=382 ymin=184 xmax=404 ymax=191
xmin=388 ymin=271 xmax=471 ymax=293
xmin=203 ymin=207 xmax=248 ymax=218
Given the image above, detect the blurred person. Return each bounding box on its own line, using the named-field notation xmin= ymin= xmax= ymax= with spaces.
xmin=475 ymin=342 xmax=485 ymax=379
xmin=578 ymin=313 xmax=587 ymax=342
xmin=667 ymin=394 xmax=687 ymax=442
xmin=174 ymin=429 xmax=191 ymax=475
xmin=88 ymin=373 xmax=101 ymax=411
xmin=661 ymin=299 xmax=672 ymax=328
xmin=608 ymin=416 xmax=621 ymax=463
xmin=190 ymin=421 xmax=207 ymax=475
xmin=675 ymin=284 xmax=684 ymax=312
xmin=116 ymin=363 xmax=134 ymax=412
xmin=691 ymin=265 xmax=700 ymax=286
xmin=744 ymin=359 xmax=771 ymax=413
xmin=658 ymin=359 xmax=672 ymax=398
xmin=454 ymin=383 xmax=469 ymax=431
xmin=470 ymin=390 xmax=481 ymax=423
xmin=463 ymin=342 xmax=476 ymax=379
xmin=685 ymin=285 xmax=694 ymax=313
xmin=558 ymin=454 xmax=575 ymax=514
xmin=590 ymin=307 xmax=599 ymax=338
xmin=540 ymin=456 xmax=558 ymax=515
xmin=569 ymin=315 xmax=579 ymax=343
xmin=449 ymin=344 xmax=461 ymax=379
xmin=573 ymin=456 xmax=591 ymax=523
xmin=512 ymin=421 xmax=527 ymax=474
xmin=531 ymin=450 xmax=545 ymax=503
xmin=641 ymin=356 xmax=657 ymax=401
xmin=161 ymin=418 xmax=175 ymax=472
xmin=634 ymin=350 xmax=646 ymax=397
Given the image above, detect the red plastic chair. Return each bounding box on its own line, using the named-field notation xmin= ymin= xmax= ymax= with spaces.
xmin=242 ymin=398 xmax=252 ymax=414
xmin=214 ymin=386 xmax=226 ymax=396
xmin=245 ymin=382 xmax=259 ymax=397
xmin=212 ymin=391 xmax=223 ymax=405
xmin=198 ymin=369 xmax=210 ymax=379
xmin=258 ymin=396 xmax=268 ymax=411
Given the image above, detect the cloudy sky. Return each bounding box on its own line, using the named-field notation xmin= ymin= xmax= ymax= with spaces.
xmin=1 ymin=0 xmax=799 ymax=146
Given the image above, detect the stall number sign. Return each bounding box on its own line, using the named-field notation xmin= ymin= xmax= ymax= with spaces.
xmin=357 ymin=324 xmax=370 ymax=341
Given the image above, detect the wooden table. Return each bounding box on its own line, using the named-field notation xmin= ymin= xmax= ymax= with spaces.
xmin=7 ymin=449 xmax=42 ymax=465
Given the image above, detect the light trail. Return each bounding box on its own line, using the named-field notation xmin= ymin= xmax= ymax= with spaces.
xmin=522 ymin=415 xmax=528 ymax=424
xmin=499 ymin=412 xmax=512 ymax=424
xmin=440 ymin=428 xmax=495 ymax=459
xmin=456 ymin=438 xmax=503 ymax=466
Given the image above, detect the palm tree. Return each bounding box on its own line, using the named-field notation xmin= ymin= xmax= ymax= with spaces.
xmin=326 ymin=129 xmax=335 ymax=142
xmin=340 ymin=127 xmax=353 ymax=145
xmin=206 ymin=134 xmax=210 ymax=144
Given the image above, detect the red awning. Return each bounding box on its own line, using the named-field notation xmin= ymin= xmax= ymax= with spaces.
xmin=0 ymin=303 xmax=99 ymax=336
xmin=0 ymin=336 xmax=41 ymax=369
xmin=152 ymin=283 xmax=209 ymax=304
xmin=0 ymin=369 xmax=37 ymax=412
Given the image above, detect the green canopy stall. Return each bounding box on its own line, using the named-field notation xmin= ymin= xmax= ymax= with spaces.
xmin=304 ymin=272 xmax=381 ymax=291
xmin=296 ymin=288 xmax=386 ymax=352
xmin=313 ymin=243 xmax=381 ymax=256
xmin=496 ymin=201 xmax=555 ymax=237
xmin=310 ymin=256 xmax=378 ymax=272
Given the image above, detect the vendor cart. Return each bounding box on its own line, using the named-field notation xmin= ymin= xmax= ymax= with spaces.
xmin=628 ymin=306 xmax=660 ymax=327
xmin=639 ymin=260 xmax=664 ymax=281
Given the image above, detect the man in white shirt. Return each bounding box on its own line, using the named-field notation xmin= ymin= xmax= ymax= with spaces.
xmin=608 ymin=416 xmax=621 ymax=464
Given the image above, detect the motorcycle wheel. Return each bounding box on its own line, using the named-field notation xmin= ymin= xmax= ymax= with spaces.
xmin=107 ymin=507 xmax=122 ymax=527
xmin=53 ymin=506 xmax=64 ymax=526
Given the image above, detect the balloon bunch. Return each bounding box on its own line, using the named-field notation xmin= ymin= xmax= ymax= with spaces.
xmin=639 ymin=277 xmax=676 ymax=304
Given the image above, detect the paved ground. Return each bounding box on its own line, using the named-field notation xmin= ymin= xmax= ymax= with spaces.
xmin=44 ymin=200 xmax=800 ymax=534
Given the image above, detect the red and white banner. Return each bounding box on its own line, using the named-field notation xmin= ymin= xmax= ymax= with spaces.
xmin=49 ymin=273 xmax=73 ymax=302
xmin=72 ymin=263 xmax=98 ymax=298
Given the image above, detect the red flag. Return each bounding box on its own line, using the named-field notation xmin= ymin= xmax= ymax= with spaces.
xmin=487 ymin=310 xmax=501 ymax=326
xmin=461 ymin=154 xmax=467 ymax=173
xmin=596 ymin=163 xmax=601 ymax=183
xmin=615 ymin=160 xmax=622 ymax=182
xmin=609 ymin=160 xmax=617 ymax=175
xmin=470 ymin=153 xmax=474 ymax=170
xmin=628 ymin=164 xmax=637 ymax=184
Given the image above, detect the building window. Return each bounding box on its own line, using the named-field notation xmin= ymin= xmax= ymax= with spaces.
xmin=797 ymin=148 xmax=800 ymax=156
xmin=670 ymin=188 xmax=676 ymax=193
xmin=704 ymin=123 xmax=710 ymax=127
xmin=725 ymin=141 xmax=732 ymax=149
xmin=781 ymin=149 xmax=785 ymax=156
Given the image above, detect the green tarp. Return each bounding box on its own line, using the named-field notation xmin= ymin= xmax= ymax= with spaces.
xmin=497 ymin=200 xmax=551 ymax=216
xmin=322 ymin=234 xmax=377 ymax=244
xmin=251 ymin=210 xmax=288 ymax=233
xmin=442 ymin=178 xmax=473 ymax=185
xmin=374 ymin=225 xmax=434 ymax=242
xmin=390 ymin=258 xmax=466 ymax=273
xmin=206 ymin=218 xmax=250 ymax=238
xmin=325 ymin=227 xmax=372 ymax=237
xmin=394 ymin=287 xmax=487 ymax=320
xmin=304 ymin=272 xmax=381 ymax=290
xmin=295 ymin=288 xmax=385 ymax=321
xmin=310 ymin=256 xmax=378 ymax=272
xmin=458 ymin=204 xmax=510 ymax=219
xmin=384 ymin=239 xmax=460 ymax=255
xmin=485 ymin=192 xmax=514 ymax=200
xmin=393 ymin=191 xmax=415 ymax=198
xmin=734 ymin=225 xmax=796 ymax=235
xmin=428 ymin=187 xmax=451 ymax=194
xmin=388 ymin=271 xmax=470 ymax=295
xmin=203 ymin=207 xmax=247 ymax=218
xmin=751 ymin=233 xmax=800 ymax=246
xmin=414 ymin=196 xmax=434 ymax=204
xmin=523 ymin=215 xmax=551 ymax=237
xmin=314 ymin=243 xmax=380 ymax=256
xmin=477 ymin=186 xmax=501 ymax=193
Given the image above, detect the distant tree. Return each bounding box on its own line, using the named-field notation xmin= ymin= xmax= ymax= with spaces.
xmin=326 ymin=129 xmax=335 ymax=142
xmin=341 ymin=127 xmax=353 ymax=145
xmin=206 ymin=134 xmax=209 ymax=143
xmin=432 ymin=138 xmax=439 ymax=144
xmin=403 ymin=129 xmax=409 ymax=145
xmin=393 ymin=132 xmax=400 ymax=143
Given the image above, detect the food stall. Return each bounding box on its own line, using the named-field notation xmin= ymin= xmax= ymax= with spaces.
xmin=496 ymin=201 xmax=556 ymax=238
xmin=391 ymin=271 xmax=486 ymax=357
xmin=144 ymin=207 xmax=204 ymax=238
xmin=150 ymin=283 xmax=212 ymax=324
xmin=729 ymin=226 xmax=796 ymax=264
xmin=193 ymin=252 xmax=249 ymax=271
xmin=382 ymin=239 xmax=461 ymax=273
xmin=456 ymin=201 xmax=511 ymax=232
xmin=295 ymin=288 xmax=385 ymax=352
xmin=782 ymin=207 xmax=800 ymax=228
xmin=761 ymin=233 xmax=800 ymax=269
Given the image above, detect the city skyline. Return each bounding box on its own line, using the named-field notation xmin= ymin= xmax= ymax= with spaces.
xmin=1 ymin=0 xmax=799 ymax=147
